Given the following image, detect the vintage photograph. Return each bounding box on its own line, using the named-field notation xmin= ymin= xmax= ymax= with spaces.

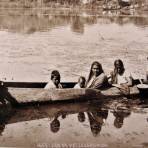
xmin=0 ymin=0 xmax=148 ymax=147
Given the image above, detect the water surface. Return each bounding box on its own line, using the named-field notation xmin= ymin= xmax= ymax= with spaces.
xmin=0 ymin=8 xmax=148 ymax=147
xmin=0 ymin=99 xmax=148 ymax=147
xmin=0 ymin=9 xmax=148 ymax=82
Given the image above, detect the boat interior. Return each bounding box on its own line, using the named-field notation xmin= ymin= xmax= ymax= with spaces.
xmin=3 ymin=81 xmax=77 ymax=88
xmin=3 ymin=78 xmax=142 ymax=88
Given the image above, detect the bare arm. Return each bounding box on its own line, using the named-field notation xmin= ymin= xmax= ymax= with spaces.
xmin=125 ymin=75 xmax=133 ymax=86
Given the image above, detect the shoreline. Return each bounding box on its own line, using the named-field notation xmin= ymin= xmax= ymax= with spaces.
xmin=0 ymin=0 xmax=148 ymax=11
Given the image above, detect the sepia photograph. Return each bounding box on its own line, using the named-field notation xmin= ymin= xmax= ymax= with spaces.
xmin=0 ymin=0 xmax=148 ymax=147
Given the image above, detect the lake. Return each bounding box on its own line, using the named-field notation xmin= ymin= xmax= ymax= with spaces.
xmin=0 ymin=9 xmax=148 ymax=82
xmin=0 ymin=8 xmax=148 ymax=147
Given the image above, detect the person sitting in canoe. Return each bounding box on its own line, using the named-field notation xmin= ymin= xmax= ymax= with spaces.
xmin=110 ymin=59 xmax=133 ymax=85
xmin=86 ymin=61 xmax=108 ymax=89
xmin=74 ymin=76 xmax=86 ymax=88
xmin=44 ymin=70 xmax=63 ymax=89
xmin=109 ymin=59 xmax=133 ymax=94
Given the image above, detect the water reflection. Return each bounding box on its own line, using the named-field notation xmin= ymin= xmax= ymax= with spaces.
xmin=0 ymin=9 xmax=148 ymax=34
xmin=0 ymin=120 xmax=5 ymax=136
xmin=0 ymin=99 xmax=148 ymax=146
xmin=50 ymin=112 xmax=67 ymax=133
xmin=0 ymin=102 xmax=108 ymax=136
xmin=71 ymin=15 xmax=84 ymax=34
xmin=78 ymin=112 xmax=85 ymax=122
xmin=112 ymin=109 xmax=131 ymax=128
xmin=50 ymin=116 xmax=60 ymax=133
xmin=87 ymin=108 xmax=108 ymax=137
xmin=0 ymin=98 xmax=147 ymax=134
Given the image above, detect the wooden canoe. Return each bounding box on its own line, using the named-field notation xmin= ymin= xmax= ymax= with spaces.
xmin=0 ymin=81 xmax=143 ymax=104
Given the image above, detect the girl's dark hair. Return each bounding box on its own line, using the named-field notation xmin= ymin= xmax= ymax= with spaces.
xmin=86 ymin=61 xmax=104 ymax=84
xmin=51 ymin=70 xmax=61 ymax=80
xmin=78 ymin=76 xmax=86 ymax=82
xmin=114 ymin=59 xmax=125 ymax=74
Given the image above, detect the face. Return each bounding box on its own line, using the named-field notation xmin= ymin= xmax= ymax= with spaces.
xmin=115 ymin=61 xmax=122 ymax=74
xmin=92 ymin=64 xmax=100 ymax=77
xmin=52 ymin=76 xmax=60 ymax=85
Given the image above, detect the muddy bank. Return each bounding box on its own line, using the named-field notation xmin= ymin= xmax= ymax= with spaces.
xmin=0 ymin=0 xmax=148 ymax=11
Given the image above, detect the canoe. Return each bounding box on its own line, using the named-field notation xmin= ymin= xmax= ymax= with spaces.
xmin=0 ymin=81 xmax=144 ymax=105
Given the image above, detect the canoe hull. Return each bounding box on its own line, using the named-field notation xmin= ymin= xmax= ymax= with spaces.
xmin=8 ymin=88 xmax=102 ymax=103
xmin=0 ymin=81 xmax=146 ymax=104
xmin=7 ymin=87 xmax=140 ymax=104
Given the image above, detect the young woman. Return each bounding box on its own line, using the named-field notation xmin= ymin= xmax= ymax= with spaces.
xmin=44 ymin=70 xmax=63 ymax=89
xmin=86 ymin=61 xmax=108 ymax=89
xmin=110 ymin=59 xmax=133 ymax=86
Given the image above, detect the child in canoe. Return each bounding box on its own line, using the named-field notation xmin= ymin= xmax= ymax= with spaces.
xmin=44 ymin=70 xmax=63 ymax=89
xmin=74 ymin=76 xmax=86 ymax=88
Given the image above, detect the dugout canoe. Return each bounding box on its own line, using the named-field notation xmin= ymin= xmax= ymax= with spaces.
xmin=0 ymin=81 xmax=144 ymax=104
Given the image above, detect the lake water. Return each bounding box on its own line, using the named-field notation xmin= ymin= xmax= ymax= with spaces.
xmin=0 ymin=8 xmax=148 ymax=147
xmin=0 ymin=99 xmax=148 ymax=147
xmin=0 ymin=9 xmax=148 ymax=82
